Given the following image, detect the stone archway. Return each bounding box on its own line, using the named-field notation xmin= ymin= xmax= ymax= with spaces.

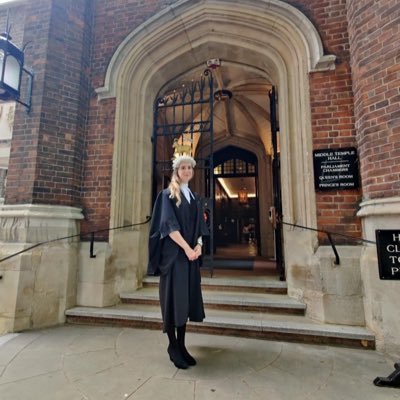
xmin=96 ymin=0 xmax=336 ymax=289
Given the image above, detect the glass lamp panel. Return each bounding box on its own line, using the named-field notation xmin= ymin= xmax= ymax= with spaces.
xmin=0 ymin=49 xmax=4 ymax=76
xmin=0 ymin=49 xmax=5 ymax=95
xmin=4 ymin=55 xmax=20 ymax=91
xmin=214 ymin=165 xmax=222 ymax=174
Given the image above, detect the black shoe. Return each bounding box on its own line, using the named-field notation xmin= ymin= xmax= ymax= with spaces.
xmin=167 ymin=345 xmax=189 ymax=369
xmin=180 ymin=346 xmax=196 ymax=366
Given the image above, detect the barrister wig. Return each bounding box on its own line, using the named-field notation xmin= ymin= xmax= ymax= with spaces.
xmin=172 ymin=155 xmax=196 ymax=171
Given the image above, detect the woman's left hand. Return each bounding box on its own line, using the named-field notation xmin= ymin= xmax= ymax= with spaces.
xmin=194 ymin=244 xmax=202 ymax=258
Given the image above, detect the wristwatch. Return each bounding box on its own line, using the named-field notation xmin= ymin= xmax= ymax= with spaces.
xmin=197 ymin=237 xmax=203 ymax=247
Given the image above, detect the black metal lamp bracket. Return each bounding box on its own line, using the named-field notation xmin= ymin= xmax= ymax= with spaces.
xmin=374 ymin=362 xmax=400 ymax=388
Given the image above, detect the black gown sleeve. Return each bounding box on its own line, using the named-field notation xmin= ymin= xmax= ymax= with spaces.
xmin=147 ymin=190 xmax=181 ymax=276
xmin=158 ymin=191 xmax=181 ymax=239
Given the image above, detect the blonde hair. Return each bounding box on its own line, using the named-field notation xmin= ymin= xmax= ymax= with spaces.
xmin=168 ymin=156 xmax=196 ymax=207
xmin=168 ymin=170 xmax=182 ymax=206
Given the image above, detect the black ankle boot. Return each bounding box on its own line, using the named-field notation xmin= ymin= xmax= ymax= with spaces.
xmin=179 ymin=345 xmax=196 ymax=366
xmin=167 ymin=345 xmax=189 ymax=369
xmin=176 ymin=324 xmax=196 ymax=366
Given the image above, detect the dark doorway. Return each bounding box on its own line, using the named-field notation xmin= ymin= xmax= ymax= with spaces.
xmin=213 ymin=146 xmax=260 ymax=261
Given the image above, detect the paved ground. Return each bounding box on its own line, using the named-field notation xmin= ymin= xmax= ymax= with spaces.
xmin=0 ymin=325 xmax=399 ymax=400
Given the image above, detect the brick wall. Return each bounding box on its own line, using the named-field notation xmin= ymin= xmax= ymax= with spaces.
xmin=347 ymin=0 xmax=400 ymax=200
xmin=82 ymin=0 xmax=172 ymax=237
xmin=283 ymin=0 xmax=361 ymax=241
xmin=5 ymin=0 xmax=93 ymax=207
xmin=80 ymin=97 xmax=115 ymax=237
xmin=91 ymin=0 xmax=171 ymax=89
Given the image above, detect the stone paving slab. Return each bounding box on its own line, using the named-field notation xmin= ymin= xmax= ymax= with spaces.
xmin=0 ymin=325 xmax=399 ymax=400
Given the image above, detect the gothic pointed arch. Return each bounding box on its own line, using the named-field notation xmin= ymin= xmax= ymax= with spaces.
xmin=97 ymin=0 xmax=335 ymax=100
xmin=94 ymin=0 xmax=336 ymax=274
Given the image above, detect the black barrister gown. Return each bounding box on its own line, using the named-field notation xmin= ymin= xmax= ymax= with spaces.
xmin=147 ymin=189 xmax=209 ymax=332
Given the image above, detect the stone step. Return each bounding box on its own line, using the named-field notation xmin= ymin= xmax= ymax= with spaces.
xmin=143 ymin=276 xmax=288 ymax=294
xmin=65 ymin=304 xmax=375 ymax=349
xmin=120 ymin=287 xmax=305 ymax=315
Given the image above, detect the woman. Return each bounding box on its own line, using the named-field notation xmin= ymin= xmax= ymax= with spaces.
xmin=148 ymin=155 xmax=209 ymax=369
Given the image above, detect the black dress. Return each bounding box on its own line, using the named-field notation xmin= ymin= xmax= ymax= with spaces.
xmin=147 ymin=189 xmax=209 ymax=332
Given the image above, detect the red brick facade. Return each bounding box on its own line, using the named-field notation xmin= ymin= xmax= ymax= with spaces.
xmin=347 ymin=0 xmax=400 ymax=200
xmin=3 ymin=0 xmax=399 ymax=243
xmin=81 ymin=97 xmax=115 ymax=235
xmin=284 ymin=0 xmax=362 ymax=240
xmin=4 ymin=0 xmax=93 ymax=207
xmin=81 ymin=0 xmax=171 ymax=235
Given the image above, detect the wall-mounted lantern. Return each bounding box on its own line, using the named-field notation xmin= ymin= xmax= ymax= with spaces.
xmin=0 ymin=29 xmax=33 ymax=113
xmin=214 ymin=89 xmax=232 ymax=102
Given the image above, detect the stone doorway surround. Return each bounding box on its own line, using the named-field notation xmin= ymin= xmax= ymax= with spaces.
xmin=94 ymin=0 xmax=337 ymax=302
xmin=88 ymin=0 xmax=375 ymax=333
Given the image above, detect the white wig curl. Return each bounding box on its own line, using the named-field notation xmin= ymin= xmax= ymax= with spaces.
xmin=172 ymin=155 xmax=196 ymax=170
